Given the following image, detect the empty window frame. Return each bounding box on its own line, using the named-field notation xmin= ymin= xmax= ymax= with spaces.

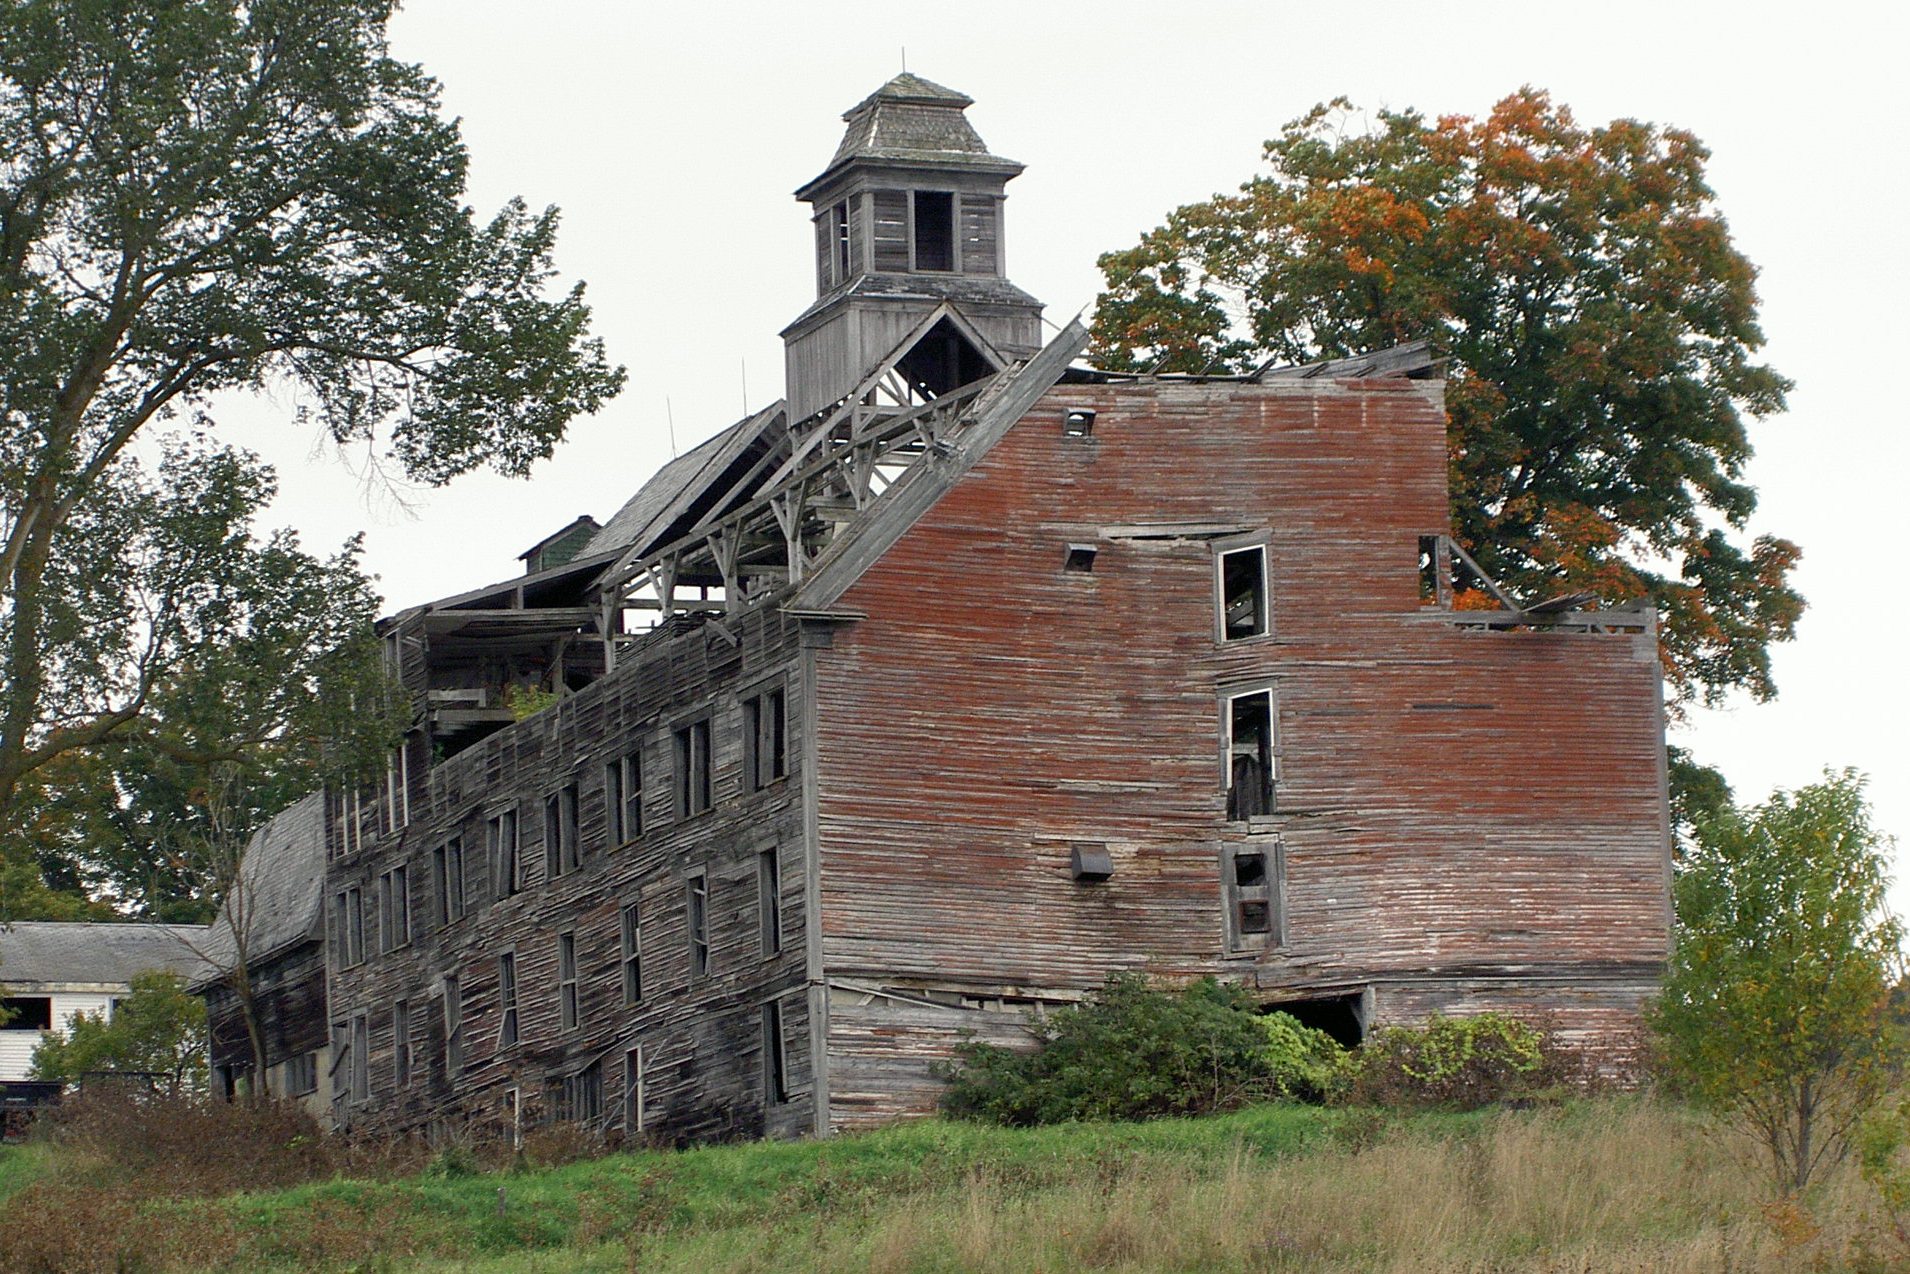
xmin=912 ymin=190 xmax=955 ymax=271
xmin=285 ymin=1050 xmax=319 ymax=1098
xmin=557 ymin=931 xmax=579 ymax=1031
xmin=432 ymin=837 xmax=465 ymax=926
xmin=334 ymin=885 xmax=365 ymax=968
xmin=341 ymin=786 xmax=366 ymax=856
xmin=443 ymin=975 xmax=464 ymax=1075
xmin=385 ymin=738 xmax=411 ymax=830
xmin=498 ymin=952 xmax=519 ymax=1047
xmin=832 ymin=200 xmax=852 ymax=284
xmin=687 ymin=871 xmax=710 ymax=979
xmin=619 ymin=900 xmax=642 ymax=1005
xmin=622 ymin=750 xmax=643 ymax=839
xmin=673 ymin=719 xmax=712 ymax=818
xmin=1216 ymin=541 xmax=1270 ymax=641
xmin=744 ymin=688 xmax=786 ymax=791
xmin=757 ymin=848 xmax=782 ymax=956
xmin=393 ymin=1001 xmax=412 ymax=1089
xmin=604 ymin=758 xmax=625 ymax=845
xmin=544 ymin=782 xmax=580 ymax=878
xmin=564 ymin=1062 xmax=603 ymax=1125
xmin=762 ymin=999 xmax=789 ymax=1104
xmin=1224 ymin=842 xmax=1282 ymax=949
xmin=624 ymin=1045 xmax=645 ymax=1133
xmin=1224 ymin=688 xmax=1277 ymax=820
xmin=488 ymin=807 xmax=519 ymax=901
xmin=377 ymin=863 xmax=410 ymax=952
xmin=349 ymin=1013 xmax=369 ymax=1103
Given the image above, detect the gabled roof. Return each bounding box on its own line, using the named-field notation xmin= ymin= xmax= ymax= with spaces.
xmin=194 ymin=791 xmax=327 ymax=982
xmin=0 ymin=921 xmax=212 ymax=992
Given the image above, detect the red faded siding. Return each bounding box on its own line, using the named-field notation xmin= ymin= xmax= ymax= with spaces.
xmin=811 ymin=377 xmax=1669 ymax=1013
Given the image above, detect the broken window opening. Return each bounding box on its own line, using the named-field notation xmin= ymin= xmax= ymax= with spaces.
xmin=674 ymin=719 xmax=712 ymax=819
xmin=563 ymin=1062 xmax=603 ymax=1125
xmin=758 ymin=848 xmax=782 ymax=956
xmin=489 ymin=808 xmax=518 ymax=901
xmin=378 ymin=863 xmax=410 ymax=951
xmin=895 ymin=317 xmax=992 ymax=402
xmin=433 ymin=837 xmax=465 ymax=927
xmin=1266 ymin=994 xmax=1366 ymax=1048
xmin=620 ymin=900 xmax=643 ymax=1005
xmin=622 ymin=750 xmax=644 ymax=839
xmin=1418 ymin=534 xmax=1454 ymax=608
xmin=831 ymin=200 xmax=852 ymax=284
xmin=687 ymin=871 xmax=710 ymax=978
xmin=1224 ymin=842 xmax=1281 ymax=948
xmin=1063 ymin=544 xmax=1098 ymax=574
xmin=1226 ymin=690 xmax=1276 ymax=820
xmin=745 ymin=688 xmax=787 ymax=791
xmin=544 ymin=782 xmax=580 ymax=878
xmin=763 ymin=999 xmax=789 ymax=1104
xmin=557 ymin=931 xmax=579 ymax=1031
xmin=1062 ymin=408 xmax=1097 ymax=437
xmin=392 ymin=1003 xmax=411 ymax=1089
xmin=443 ymin=975 xmax=464 ymax=1075
xmin=1219 ymin=544 xmax=1269 ymax=641
xmin=498 ymin=952 xmax=519 ymax=1046
xmin=912 ymin=190 xmax=954 ymax=271
xmin=624 ymin=1045 xmax=645 ymax=1132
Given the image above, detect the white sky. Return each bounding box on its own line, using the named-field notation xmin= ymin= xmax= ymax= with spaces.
xmin=220 ymin=0 xmax=1908 ymax=904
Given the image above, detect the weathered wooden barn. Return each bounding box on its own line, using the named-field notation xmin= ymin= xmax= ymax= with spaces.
xmin=209 ymin=73 xmax=1672 ymax=1143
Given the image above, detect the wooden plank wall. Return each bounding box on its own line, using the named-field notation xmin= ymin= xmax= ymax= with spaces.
xmin=810 ymin=377 xmax=1672 ymax=1122
xmin=325 ymin=606 xmax=814 ymax=1144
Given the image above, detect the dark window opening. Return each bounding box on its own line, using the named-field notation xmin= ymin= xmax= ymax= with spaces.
xmin=1266 ymin=994 xmax=1365 ymax=1049
xmin=896 ymin=317 xmax=993 ymax=401
xmin=746 ymin=689 xmax=786 ymax=791
xmin=758 ymin=848 xmax=782 ymax=956
xmin=763 ymin=1000 xmax=788 ymax=1104
xmin=544 ymin=783 xmax=580 ymax=877
xmin=832 ymin=200 xmax=851 ymax=282
xmin=1224 ymin=843 xmax=1279 ymax=946
xmin=433 ymin=839 xmax=465 ymax=926
xmin=1063 ymin=544 xmax=1098 ymax=574
xmin=674 ymin=720 xmax=712 ymax=818
xmin=1 ymin=997 xmax=51 ymax=1030
xmin=1233 ymin=851 xmax=1267 ymax=888
xmin=1220 ymin=545 xmax=1268 ymax=640
xmin=1237 ymin=899 xmax=1273 ymax=934
xmin=913 ymin=190 xmax=954 ymax=271
xmin=489 ymin=808 xmax=518 ymax=900
xmin=622 ymin=751 xmax=643 ymax=839
xmin=1227 ymin=691 xmax=1275 ymax=819
xmin=560 ymin=1062 xmax=603 ymax=1125
xmin=604 ymin=759 xmax=625 ymax=844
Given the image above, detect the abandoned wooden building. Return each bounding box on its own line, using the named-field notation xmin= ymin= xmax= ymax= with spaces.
xmin=205 ymin=73 xmax=1672 ymax=1142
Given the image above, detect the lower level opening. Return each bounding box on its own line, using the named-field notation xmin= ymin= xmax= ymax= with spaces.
xmin=1262 ymin=992 xmax=1365 ymax=1048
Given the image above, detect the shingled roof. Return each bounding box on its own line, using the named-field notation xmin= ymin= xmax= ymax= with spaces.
xmin=0 ymin=921 xmax=211 ymax=991
xmin=195 ymin=791 xmax=327 ymax=981
xmin=799 ymin=73 xmax=1022 ymax=199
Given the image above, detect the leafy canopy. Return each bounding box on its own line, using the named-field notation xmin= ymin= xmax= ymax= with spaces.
xmin=30 ymin=969 xmax=208 ymax=1095
xmin=1649 ymin=770 xmax=1903 ymax=1194
xmin=0 ymin=0 xmax=623 ymax=903
xmin=1091 ymin=89 xmax=1799 ymax=709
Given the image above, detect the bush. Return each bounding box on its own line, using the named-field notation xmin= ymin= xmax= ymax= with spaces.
xmin=1350 ymin=1012 xmax=1568 ymax=1109
xmin=940 ymin=974 xmax=1347 ymax=1125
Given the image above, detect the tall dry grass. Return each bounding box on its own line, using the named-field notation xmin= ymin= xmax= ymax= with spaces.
xmin=633 ymin=1103 xmax=1901 ymax=1273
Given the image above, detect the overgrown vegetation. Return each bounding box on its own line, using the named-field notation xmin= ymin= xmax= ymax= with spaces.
xmin=6 ymin=1094 xmax=1910 ymax=1272
xmin=29 ymin=972 xmax=208 ymax=1094
xmin=941 ymin=977 xmax=1566 ymax=1126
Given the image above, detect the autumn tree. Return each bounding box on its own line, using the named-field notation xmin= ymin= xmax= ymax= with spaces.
xmin=1092 ymin=90 xmax=1799 ymax=711
xmin=0 ymin=0 xmax=625 ymax=852
xmin=1649 ymin=771 xmax=1903 ymax=1194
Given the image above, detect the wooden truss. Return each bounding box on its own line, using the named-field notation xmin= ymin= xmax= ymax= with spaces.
xmin=595 ymin=316 xmax=1013 ymax=665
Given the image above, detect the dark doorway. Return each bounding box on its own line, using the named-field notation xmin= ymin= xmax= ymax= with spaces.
xmin=1264 ymin=993 xmax=1364 ymax=1048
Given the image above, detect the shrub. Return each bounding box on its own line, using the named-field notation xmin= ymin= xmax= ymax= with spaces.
xmin=940 ymin=974 xmax=1347 ymax=1125
xmin=1350 ymin=1012 xmax=1567 ymax=1109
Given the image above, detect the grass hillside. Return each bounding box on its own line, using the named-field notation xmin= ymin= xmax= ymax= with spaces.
xmin=2 ymin=1097 xmax=1901 ymax=1272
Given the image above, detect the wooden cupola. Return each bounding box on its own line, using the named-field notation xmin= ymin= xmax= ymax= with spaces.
xmin=781 ymin=74 xmax=1045 ymax=423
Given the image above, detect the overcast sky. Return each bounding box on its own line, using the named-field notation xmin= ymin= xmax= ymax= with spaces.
xmin=221 ymin=0 xmax=1908 ymax=903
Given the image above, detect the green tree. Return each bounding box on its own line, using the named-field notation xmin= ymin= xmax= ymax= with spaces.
xmin=30 ymin=968 xmax=208 ymax=1094
xmin=1091 ymin=89 xmax=1799 ymax=713
xmin=0 ymin=0 xmax=625 ymax=834
xmin=1649 ymin=770 xmax=1903 ymax=1194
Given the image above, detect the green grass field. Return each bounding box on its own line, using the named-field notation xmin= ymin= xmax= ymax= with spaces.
xmin=1 ymin=1098 xmax=1899 ymax=1272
